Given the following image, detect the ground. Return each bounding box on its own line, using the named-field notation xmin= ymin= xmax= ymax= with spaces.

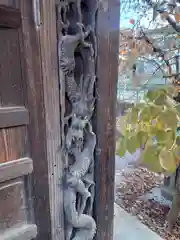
xmin=113 ymin=154 xmax=180 ymax=240
xmin=114 ymin=203 xmax=163 ymax=240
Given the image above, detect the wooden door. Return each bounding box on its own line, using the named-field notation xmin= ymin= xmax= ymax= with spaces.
xmin=0 ymin=4 xmax=37 ymax=239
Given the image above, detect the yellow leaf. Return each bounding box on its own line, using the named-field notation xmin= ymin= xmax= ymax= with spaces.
xmin=175 ymin=13 xmax=180 ymax=23
xmin=120 ymin=49 xmax=128 ymax=55
xmin=156 ymin=119 xmax=165 ymax=130
xmin=149 ymin=104 xmax=162 ymax=118
xmin=158 ymin=110 xmax=178 ymax=129
xmin=127 ymin=135 xmax=139 ymax=153
xmin=116 ymin=138 xmax=127 ymax=157
xmin=159 ymin=148 xmax=177 ymax=172
xmin=127 ymin=107 xmax=139 ymax=124
xmin=142 ymin=145 xmax=163 ymax=173
xmin=136 ymin=131 xmax=148 ymax=146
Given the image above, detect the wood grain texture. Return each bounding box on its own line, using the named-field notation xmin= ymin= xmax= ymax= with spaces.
xmin=0 ymin=157 xmax=33 ymax=183
xmin=0 ymin=126 xmax=28 ymax=163
xmin=1 ymin=224 xmax=37 ymax=240
xmin=39 ymin=1 xmax=64 ymax=239
xmin=0 ymin=107 xmax=29 ymax=128
xmin=0 ymin=179 xmax=26 ymax=231
xmin=0 ymin=3 xmax=37 ymax=239
xmin=0 ymin=28 xmax=24 ymax=106
xmin=0 ymin=4 xmax=21 ymax=28
xmin=16 ymin=0 xmax=53 ymax=239
xmin=93 ymin=0 xmax=120 ymax=239
xmin=0 ymin=1 xmax=16 ymax=8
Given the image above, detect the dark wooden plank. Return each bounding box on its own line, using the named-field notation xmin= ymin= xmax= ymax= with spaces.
xmin=38 ymin=1 xmax=65 ymax=239
xmin=16 ymin=1 xmax=52 ymax=239
xmin=0 ymin=28 xmax=24 ymax=106
xmin=0 ymin=179 xmax=26 ymax=231
xmin=1 ymin=224 xmax=37 ymax=240
xmin=0 ymin=107 xmax=29 ymax=128
xmin=0 ymin=4 xmax=21 ymax=28
xmin=0 ymin=126 xmax=28 ymax=163
xmin=0 ymin=157 xmax=33 ymax=183
xmin=93 ymin=1 xmax=120 ymax=239
xmin=0 ymin=1 xmax=16 ymax=8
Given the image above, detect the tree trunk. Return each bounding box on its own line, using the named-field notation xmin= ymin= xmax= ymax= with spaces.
xmin=167 ymin=166 xmax=180 ymax=231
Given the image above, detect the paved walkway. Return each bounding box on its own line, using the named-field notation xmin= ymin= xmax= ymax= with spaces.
xmin=114 ymin=203 xmax=163 ymax=240
xmin=114 ymin=153 xmax=164 ymax=240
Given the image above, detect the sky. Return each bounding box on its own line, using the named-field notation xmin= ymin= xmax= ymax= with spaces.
xmin=118 ymin=0 xmax=169 ymax=101
xmin=120 ymin=0 xmax=167 ymax=30
xmin=103 ymin=0 xmax=153 ymax=31
xmin=120 ymin=11 xmax=139 ymax=29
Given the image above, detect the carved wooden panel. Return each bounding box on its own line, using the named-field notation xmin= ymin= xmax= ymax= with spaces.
xmin=57 ymin=1 xmax=98 ymax=239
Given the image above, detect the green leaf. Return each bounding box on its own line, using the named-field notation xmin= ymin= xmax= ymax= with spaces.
xmin=159 ymin=147 xmax=177 ymax=173
xmin=153 ymin=129 xmax=175 ymax=148
xmin=155 ymin=129 xmax=167 ymax=143
xmin=145 ymin=90 xmax=160 ymax=102
xmin=154 ymin=91 xmax=167 ymax=105
xmin=149 ymin=125 xmax=158 ymax=135
xmin=142 ymin=145 xmax=163 ymax=173
xmin=126 ymin=135 xmax=139 ymax=153
xmin=164 ymin=86 xmax=178 ymax=97
xmin=165 ymin=129 xmax=175 ymax=149
xmin=116 ymin=138 xmax=127 ymax=157
xmin=135 ymin=103 xmax=145 ymax=110
xmin=127 ymin=108 xmax=139 ymax=124
xmin=139 ymin=107 xmax=151 ymax=122
xmin=136 ymin=131 xmax=148 ymax=146
xmin=158 ymin=110 xmax=178 ymax=129
xmin=149 ymin=104 xmax=162 ymax=118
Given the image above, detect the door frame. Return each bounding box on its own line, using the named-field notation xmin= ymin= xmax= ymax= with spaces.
xmin=17 ymin=1 xmax=58 ymax=239
xmin=93 ymin=1 xmax=120 ymax=239
xmin=17 ymin=0 xmax=120 ymax=240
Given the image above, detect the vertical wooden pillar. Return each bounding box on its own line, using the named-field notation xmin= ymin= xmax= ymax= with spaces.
xmin=18 ymin=0 xmax=53 ymax=239
xmin=18 ymin=0 xmax=64 ymax=239
xmin=38 ymin=1 xmax=64 ymax=239
xmin=94 ymin=1 xmax=120 ymax=239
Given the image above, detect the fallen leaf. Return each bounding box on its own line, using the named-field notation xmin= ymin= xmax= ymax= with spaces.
xmin=175 ymin=13 xmax=180 ymax=23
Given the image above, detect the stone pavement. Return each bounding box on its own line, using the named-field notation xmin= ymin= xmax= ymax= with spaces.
xmin=114 ymin=203 xmax=163 ymax=240
xmin=114 ymin=153 xmax=164 ymax=240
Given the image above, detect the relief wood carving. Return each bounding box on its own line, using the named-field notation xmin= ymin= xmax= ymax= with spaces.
xmin=57 ymin=1 xmax=99 ymax=239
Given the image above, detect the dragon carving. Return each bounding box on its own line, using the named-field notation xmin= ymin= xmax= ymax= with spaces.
xmin=57 ymin=1 xmax=98 ymax=239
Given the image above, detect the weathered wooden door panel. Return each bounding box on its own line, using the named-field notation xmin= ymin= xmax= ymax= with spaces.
xmin=0 ymin=126 xmax=28 ymax=163
xmin=0 ymin=4 xmax=37 ymax=240
xmin=0 ymin=30 xmax=24 ymax=106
